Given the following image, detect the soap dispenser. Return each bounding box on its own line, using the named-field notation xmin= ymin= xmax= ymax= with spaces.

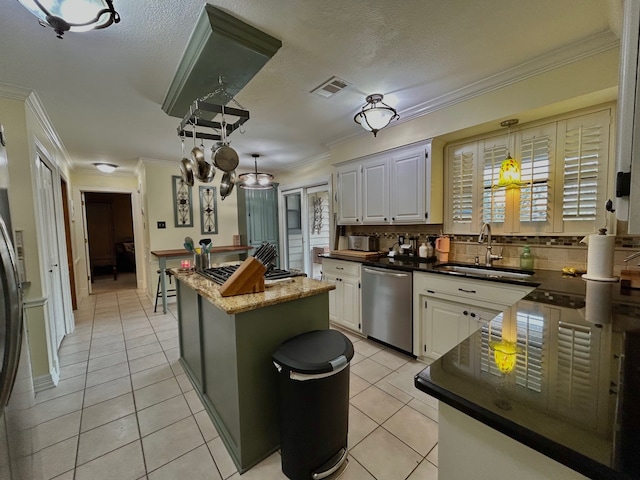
xmin=520 ymin=245 xmax=534 ymax=270
xmin=419 ymin=242 xmax=428 ymax=258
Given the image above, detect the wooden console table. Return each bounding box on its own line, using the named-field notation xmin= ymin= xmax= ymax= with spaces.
xmin=151 ymin=245 xmax=252 ymax=313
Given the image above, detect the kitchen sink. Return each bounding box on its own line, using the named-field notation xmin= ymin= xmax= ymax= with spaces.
xmin=433 ymin=263 xmax=534 ymax=280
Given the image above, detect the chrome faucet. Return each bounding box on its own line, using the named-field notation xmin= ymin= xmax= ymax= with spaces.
xmin=478 ymin=222 xmax=503 ymax=267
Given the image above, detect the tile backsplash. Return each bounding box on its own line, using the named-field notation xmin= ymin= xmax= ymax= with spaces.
xmin=345 ymin=224 xmax=640 ymax=275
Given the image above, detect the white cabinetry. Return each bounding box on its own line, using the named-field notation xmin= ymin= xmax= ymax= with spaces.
xmin=413 ymin=272 xmax=535 ymax=360
xmin=322 ymin=258 xmax=361 ymax=332
xmin=336 ymin=140 xmax=443 ymax=225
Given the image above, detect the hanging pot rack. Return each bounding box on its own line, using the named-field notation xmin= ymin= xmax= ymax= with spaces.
xmin=177 ymin=99 xmax=250 ymax=141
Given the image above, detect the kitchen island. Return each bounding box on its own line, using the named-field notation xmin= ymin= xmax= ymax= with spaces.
xmin=172 ymin=269 xmax=334 ymax=473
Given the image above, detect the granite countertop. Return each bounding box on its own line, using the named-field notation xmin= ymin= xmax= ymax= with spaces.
xmin=171 ymin=269 xmax=335 ymax=315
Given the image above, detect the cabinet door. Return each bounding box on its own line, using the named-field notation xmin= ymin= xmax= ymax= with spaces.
xmin=362 ymin=158 xmax=389 ymax=224
xmin=390 ymin=148 xmax=426 ymax=223
xmin=423 ymin=298 xmax=469 ymax=360
xmin=341 ymin=275 xmax=361 ymax=332
xmin=322 ymin=273 xmax=339 ymax=322
xmin=337 ymin=165 xmax=361 ymax=224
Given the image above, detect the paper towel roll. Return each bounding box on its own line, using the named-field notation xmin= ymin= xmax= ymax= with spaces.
xmin=580 ymin=280 xmax=613 ymax=324
xmin=581 ymin=233 xmax=618 ymax=281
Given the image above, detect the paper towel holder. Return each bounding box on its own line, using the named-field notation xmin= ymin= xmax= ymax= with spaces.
xmin=616 ymin=171 xmax=631 ymax=197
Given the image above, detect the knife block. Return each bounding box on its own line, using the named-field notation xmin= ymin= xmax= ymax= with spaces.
xmin=219 ymin=257 xmax=267 ymax=297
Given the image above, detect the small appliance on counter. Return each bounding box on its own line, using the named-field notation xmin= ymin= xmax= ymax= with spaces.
xmin=348 ymin=235 xmax=379 ymax=252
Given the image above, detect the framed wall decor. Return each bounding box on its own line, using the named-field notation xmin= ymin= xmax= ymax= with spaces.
xmin=200 ymin=186 xmax=218 ymax=234
xmin=172 ymin=175 xmax=193 ymax=227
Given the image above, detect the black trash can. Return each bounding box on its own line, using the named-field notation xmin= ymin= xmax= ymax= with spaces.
xmin=273 ymin=329 xmax=354 ymax=480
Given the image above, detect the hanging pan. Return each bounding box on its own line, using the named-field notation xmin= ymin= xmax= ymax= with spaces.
xmin=178 ymin=133 xmax=194 ymax=186
xmin=211 ymin=105 xmax=239 ymax=172
xmin=219 ymin=170 xmax=237 ymax=200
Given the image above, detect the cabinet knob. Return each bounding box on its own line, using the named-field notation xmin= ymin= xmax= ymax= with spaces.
xmin=392 ymin=217 xmax=395 ymax=221
xmin=470 ymin=312 xmax=476 ymax=318
xmin=384 ymin=217 xmax=387 ymax=221
xmin=463 ymin=310 xmax=469 ymax=316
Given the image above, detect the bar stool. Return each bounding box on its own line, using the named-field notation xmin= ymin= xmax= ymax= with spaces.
xmin=154 ymin=269 xmax=176 ymax=313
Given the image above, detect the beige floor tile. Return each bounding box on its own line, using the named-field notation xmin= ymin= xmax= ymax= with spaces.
xmin=407 ymin=458 xmax=438 ymax=480
xmin=88 ymin=351 xmax=128 ymax=373
xmin=32 ymin=411 xmax=82 ymax=452
xmin=382 ymin=405 xmax=438 ymax=456
xmin=129 ymin=352 xmax=168 ymax=374
xmin=35 ymin=375 xmax=86 ymax=404
xmin=138 ymin=394 xmax=191 ymax=437
xmin=164 ymin=347 xmax=180 ymax=362
xmin=125 ymin=333 xmax=158 ymax=350
xmin=338 ymin=457 xmax=376 ymax=480
xmin=148 ymin=444 xmax=221 ymax=480
xmin=159 ymin=336 xmax=179 ymax=351
xmin=384 ymin=371 xmax=437 ymax=407
xmin=83 ymin=375 xmax=132 ymax=408
xmin=407 ymin=398 xmax=438 ymax=424
xmin=125 ymin=327 xmax=156 ymax=340
xmin=35 ymin=436 xmax=78 ymax=480
xmin=350 ymin=427 xmax=421 ymax=480
xmin=226 ymin=452 xmax=285 ymax=480
xmin=81 ymin=393 xmax=136 ymax=432
xmin=33 ymin=391 xmax=84 ymax=425
xmin=58 ymin=342 xmax=90 ymax=357
xmin=61 ymin=333 xmax=92 ymax=347
xmin=374 ymin=376 xmax=413 ymax=404
xmin=350 ymin=386 xmax=404 ymax=424
xmin=77 ymin=414 xmax=140 ymax=465
xmin=369 ymin=349 xmax=411 ymax=371
xmin=194 ymin=410 xmax=219 ymax=442
xmin=59 ymin=361 xmax=88 ymax=380
xmin=134 ymin=377 xmax=181 ymax=411
xmin=127 ymin=342 xmax=163 ymax=361
xmin=348 ymin=405 xmax=377 ymax=449
xmin=207 ymin=437 xmax=237 ymax=479
xmin=51 ymin=470 xmax=75 ymax=480
xmin=131 ymin=363 xmax=175 ymax=390
xmin=59 ymin=350 xmax=90 ymax=367
xmin=350 ymin=351 xmax=367 ymax=366
xmin=353 ymin=340 xmax=384 ymax=358
xmin=184 ymin=389 xmax=205 ymax=414
xmin=154 ymin=328 xmax=178 ymax=341
xmin=142 ymin=417 xmax=204 ymax=472
xmin=426 ymin=444 xmax=438 ymax=467
xmin=90 ymin=333 xmax=125 ymax=349
xmin=89 ymin=341 xmax=126 ymax=360
xmin=85 ymin=362 xmax=130 ymax=389
xmin=75 ymin=440 xmax=146 ymax=480
xmin=175 ymin=373 xmax=194 ymax=393
xmin=351 ymin=359 xmax=393 ymax=384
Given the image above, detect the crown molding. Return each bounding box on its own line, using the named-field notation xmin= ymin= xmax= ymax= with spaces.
xmin=0 ymin=82 xmax=31 ymax=101
xmin=270 ymin=151 xmax=331 ymax=174
xmin=328 ymin=30 xmax=620 ymax=149
xmin=138 ymin=157 xmax=178 ymax=167
xmin=24 ymin=92 xmax=74 ymax=171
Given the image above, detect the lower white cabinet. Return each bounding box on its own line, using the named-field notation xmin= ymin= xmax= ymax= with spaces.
xmin=420 ymin=297 xmax=498 ymax=360
xmin=322 ymin=259 xmax=361 ymax=332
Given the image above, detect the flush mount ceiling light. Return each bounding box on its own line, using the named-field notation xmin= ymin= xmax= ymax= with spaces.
xmin=93 ymin=162 xmax=118 ymax=173
xmin=496 ymin=118 xmax=521 ymax=188
xmin=18 ymin=0 xmax=120 ymax=39
xmin=354 ymin=94 xmax=399 ymax=137
xmin=238 ymin=154 xmax=274 ymax=190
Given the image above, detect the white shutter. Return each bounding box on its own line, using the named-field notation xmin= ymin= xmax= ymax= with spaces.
xmin=480 ymin=312 xmax=504 ymax=377
xmin=560 ymin=111 xmax=610 ymax=226
xmin=515 ymin=310 xmax=545 ymax=392
xmin=482 ymin=144 xmax=507 ymax=224
xmin=519 ymin=135 xmax=551 ymax=224
xmin=450 ymin=149 xmax=475 ymax=225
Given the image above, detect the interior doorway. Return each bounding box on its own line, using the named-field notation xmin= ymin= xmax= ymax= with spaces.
xmin=60 ymin=179 xmax=77 ymax=310
xmin=83 ymin=192 xmax=136 ymax=294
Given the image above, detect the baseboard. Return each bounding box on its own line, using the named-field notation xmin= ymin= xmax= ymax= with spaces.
xmin=33 ymin=373 xmax=56 ymax=393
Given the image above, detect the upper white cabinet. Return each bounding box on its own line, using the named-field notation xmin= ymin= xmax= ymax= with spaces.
xmin=336 ymin=140 xmax=443 ymax=225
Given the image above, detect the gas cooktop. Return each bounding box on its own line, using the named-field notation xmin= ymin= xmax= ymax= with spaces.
xmin=199 ymin=264 xmax=306 ymax=285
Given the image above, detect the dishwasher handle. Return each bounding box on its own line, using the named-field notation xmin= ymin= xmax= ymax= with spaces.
xmin=363 ymin=267 xmax=409 ymax=278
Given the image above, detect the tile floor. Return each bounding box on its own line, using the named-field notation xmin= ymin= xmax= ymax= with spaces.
xmin=31 ymin=288 xmax=439 ymax=480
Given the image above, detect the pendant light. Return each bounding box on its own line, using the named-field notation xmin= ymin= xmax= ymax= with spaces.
xmin=496 ymin=119 xmax=521 ymax=188
xmin=18 ymin=0 xmax=121 ymax=39
xmin=354 ymin=94 xmax=399 ymax=137
xmin=238 ymin=154 xmax=274 ymax=190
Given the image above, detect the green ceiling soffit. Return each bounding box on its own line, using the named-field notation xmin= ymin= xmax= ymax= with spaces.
xmin=162 ymin=4 xmax=282 ymax=118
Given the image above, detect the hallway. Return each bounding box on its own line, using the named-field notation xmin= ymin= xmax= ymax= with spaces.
xmin=30 ymin=288 xmax=439 ymax=479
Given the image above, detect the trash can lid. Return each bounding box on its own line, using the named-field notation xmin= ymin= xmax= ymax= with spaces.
xmin=273 ymin=330 xmax=354 ymax=374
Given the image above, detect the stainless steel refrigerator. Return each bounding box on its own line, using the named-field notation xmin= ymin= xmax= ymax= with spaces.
xmin=0 ymin=127 xmax=37 ymax=479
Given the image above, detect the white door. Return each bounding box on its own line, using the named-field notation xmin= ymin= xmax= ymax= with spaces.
xmin=37 ymin=157 xmax=66 ymax=350
xmin=283 ymin=190 xmax=305 ymax=272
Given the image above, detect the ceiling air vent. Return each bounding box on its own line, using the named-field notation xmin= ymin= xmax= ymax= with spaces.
xmin=311 ymin=76 xmax=351 ymax=98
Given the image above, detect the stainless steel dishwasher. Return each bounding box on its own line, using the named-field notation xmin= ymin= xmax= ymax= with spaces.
xmin=361 ymin=266 xmax=413 ymax=354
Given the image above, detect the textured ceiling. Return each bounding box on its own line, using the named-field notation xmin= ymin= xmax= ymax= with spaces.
xmin=0 ymin=0 xmax=622 ymax=173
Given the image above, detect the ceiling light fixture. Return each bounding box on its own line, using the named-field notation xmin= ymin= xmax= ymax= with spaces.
xmin=238 ymin=154 xmax=274 ymax=190
xmin=18 ymin=0 xmax=121 ymax=39
xmin=93 ymin=162 xmax=118 ymax=173
xmin=496 ymin=119 xmax=521 ymax=188
xmin=354 ymin=94 xmax=399 ymax=137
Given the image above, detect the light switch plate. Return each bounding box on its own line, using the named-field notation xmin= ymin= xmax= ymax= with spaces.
xmin=157 ymin=221 xmax=166 ymax=229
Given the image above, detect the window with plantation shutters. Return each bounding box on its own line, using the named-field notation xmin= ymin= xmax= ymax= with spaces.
xmin=519 ymin=135 xmax=551 ymax=224
xmin=482 ymin=145 xmax=506 ymax=224
xmin=450 ymin=149 xmax=475 ymax=225
xmin=562 ymin=124 xmax=603 ymax=222
xmin=515 ymin=309 xmax=544 ymax=392
xmin=480 ymin=312 xmax=504 ymax=377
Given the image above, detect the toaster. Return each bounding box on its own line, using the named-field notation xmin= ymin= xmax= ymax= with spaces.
xmin=348 ymin=235 xmax=379 ymax=252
